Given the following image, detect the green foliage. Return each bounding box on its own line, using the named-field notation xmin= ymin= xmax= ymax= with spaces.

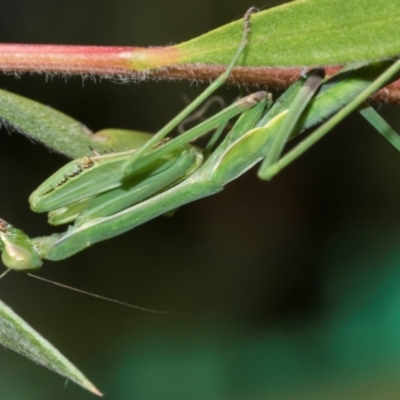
xmin=177 ymin=0 xmax=400 ymax=67
xmin=0 ymin=89 xmax=151 ymax=158
xmin=0 ymin=298 xmax=101 ymax=395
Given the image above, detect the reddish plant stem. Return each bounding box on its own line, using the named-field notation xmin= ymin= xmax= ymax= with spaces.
xmin=0 ymin=43 xmax=399 ymax=105
xmin=159 ymin=65 xmax=400 ymax=105
xmin=0 ymin=44 xmax=142 ymax=74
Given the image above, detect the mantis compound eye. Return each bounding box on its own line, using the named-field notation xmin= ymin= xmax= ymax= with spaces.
xmin=0 ymin=219 xmax=42 ymax=271
xmin=2 ymin=241 xmax=42 ymax=271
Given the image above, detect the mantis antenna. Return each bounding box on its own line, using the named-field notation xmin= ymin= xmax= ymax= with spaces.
xmin=0 ymin=269 xmax=11 ymax=279
xmin=25 ymin=273 xmax=173 ymax=314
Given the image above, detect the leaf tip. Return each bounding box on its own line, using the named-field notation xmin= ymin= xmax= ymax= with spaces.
xmin=89 ymin=385 xmax=104 ymax=397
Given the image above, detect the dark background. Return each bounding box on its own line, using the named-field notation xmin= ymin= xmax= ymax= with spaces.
xmin=1 ymin=1 xmax=400 ymax=399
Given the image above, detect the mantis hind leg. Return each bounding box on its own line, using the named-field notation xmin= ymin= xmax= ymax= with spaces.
xmin=258 ymin=59 xmax=400 ymax=180
xmin=359 ymin=104 xmax=400 ymax=152
xmin=258 ymin=69 xmax=324 ymax=180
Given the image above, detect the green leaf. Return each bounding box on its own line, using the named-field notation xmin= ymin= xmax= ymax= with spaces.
xmin=173 ymin=0 xmax=400 ymax=67
xmin=0 ymin=89 xmax=153 ymax=158
xmin=0 ymin=298 xmax=102 ymax=396
xmin=0 ymin=88 xmax=103 ymax=158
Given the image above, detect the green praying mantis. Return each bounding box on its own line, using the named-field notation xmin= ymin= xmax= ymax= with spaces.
xmin=1 ymin=9 xmax=400 ymax=273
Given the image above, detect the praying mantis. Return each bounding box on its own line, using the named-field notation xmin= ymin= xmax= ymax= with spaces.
xmin=1 ymin=9 xmax=400 ymax=273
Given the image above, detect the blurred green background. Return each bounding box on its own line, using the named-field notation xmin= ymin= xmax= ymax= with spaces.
xmin=2 ymin=0 xmax=400 ymax=399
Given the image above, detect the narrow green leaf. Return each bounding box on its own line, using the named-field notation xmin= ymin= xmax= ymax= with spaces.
xmin=173 ymin=0 xmax=400 ymax=67
xmin=0 ymin=88 xmax=104 ymax=158
xmin=0 ymin=89 xmax=152 ymax=158
xmin=0 ymin=298 xmax=102 ymax=396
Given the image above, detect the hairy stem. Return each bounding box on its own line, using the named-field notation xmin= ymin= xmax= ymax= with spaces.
xmin=0 ymin=44 xmax=399 ymax=104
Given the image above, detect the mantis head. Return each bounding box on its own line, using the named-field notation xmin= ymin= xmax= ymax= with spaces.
xmin=0 ymin=219 xmax=42 ymax=271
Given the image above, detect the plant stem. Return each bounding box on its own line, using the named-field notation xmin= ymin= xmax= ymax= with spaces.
xmin=0 ymin=43 xmax=399 ymax=104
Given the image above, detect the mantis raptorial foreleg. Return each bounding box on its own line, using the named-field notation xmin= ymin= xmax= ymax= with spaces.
xmin=29 ymin=92 xmax=266 ymax=215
